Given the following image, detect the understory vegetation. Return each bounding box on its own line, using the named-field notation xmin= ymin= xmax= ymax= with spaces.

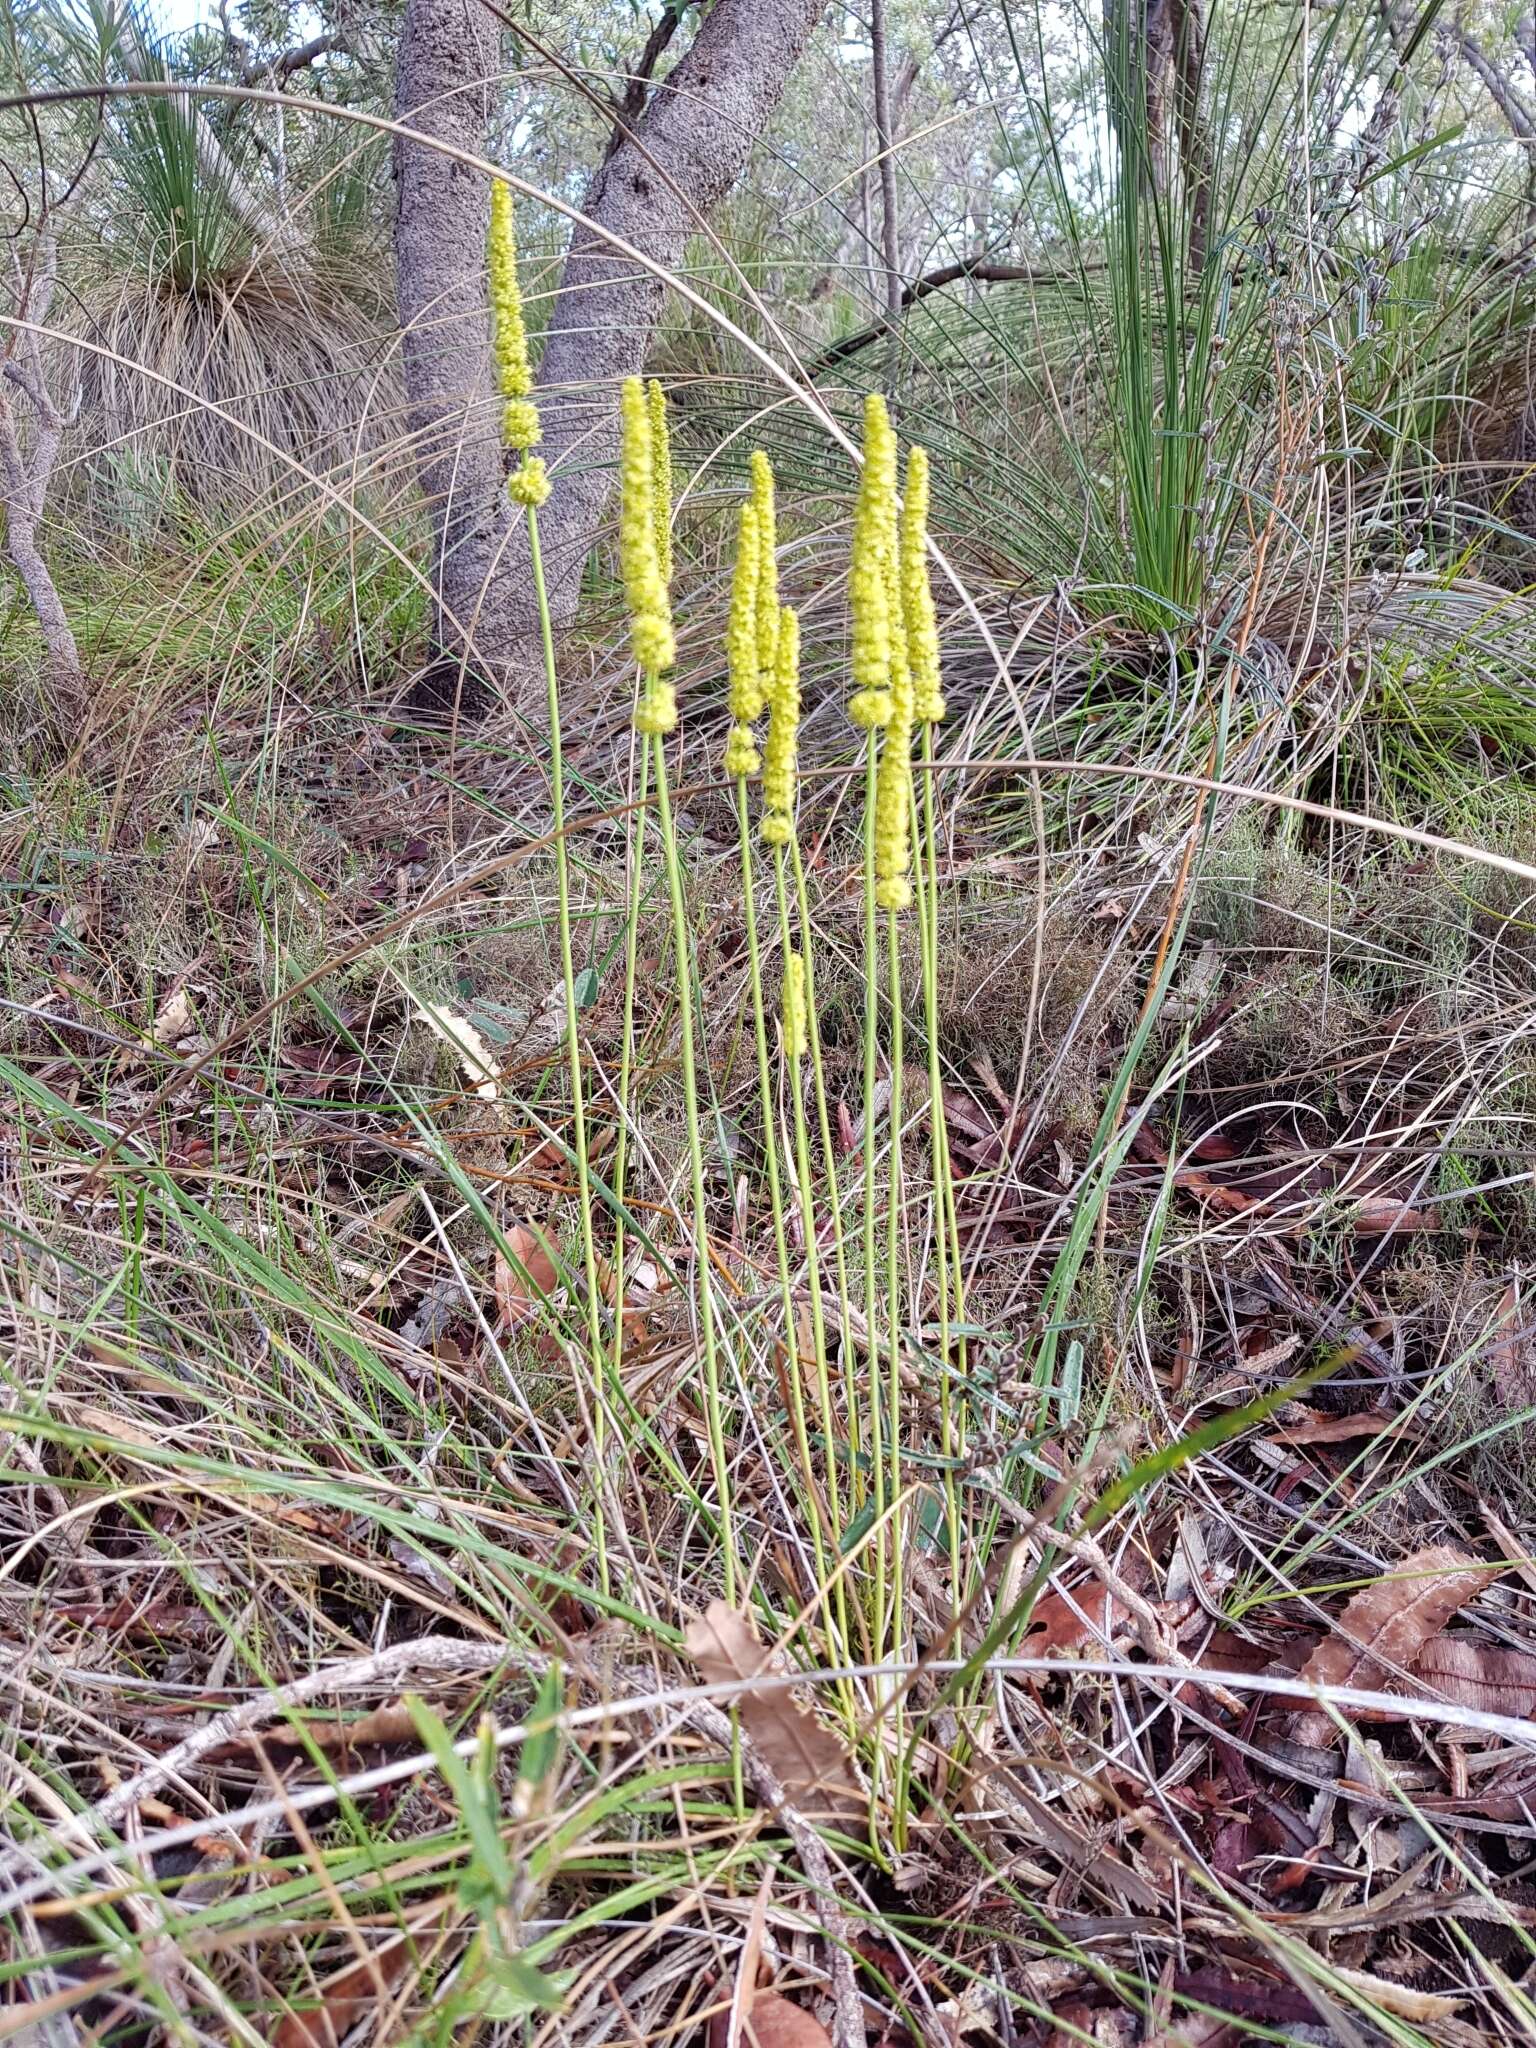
xmin=7 ymin=3 xmax=1536 ymax=2045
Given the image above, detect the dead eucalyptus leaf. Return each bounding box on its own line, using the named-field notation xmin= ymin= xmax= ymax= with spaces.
xmin=1290 ymin=1546 xmax=1500 ymax=1746
xmin=409 ymin=996 xmax=500 ymax=1100
xmin=494 ymin=1224 xmax=561 ymax=1328
xmin=1331 ymin=1966 xmax=1465 ymax=2023
xmin=685 ymin=1600 xmax=862 ymax=1826
xmin=707 ymin=1992 xmax=832 ymax=2048
xmin=1415 ymin=1635 xmax=1536 ymax=1718
xmin=150 ymin=981 xmax=196 ymax=1047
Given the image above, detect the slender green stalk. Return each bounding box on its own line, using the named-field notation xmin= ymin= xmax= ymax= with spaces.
xmin=652 ymin=734 xmax=737 ymax=1601
xmin=735 ymin=783 xmax=828 ymax=1595
xmin=883 ymin=898 xmax=907 ymax=1841
xmin=527 ymin=503 xmax=608 ymax=1595
xmin=859 ymin=748 xmax=886 ymax=1664
xmin=769 ymin=847 xmax=841 ymax=1571
xmin=609 ymin=735 xmax=651 ymax=1397
xmin=788 ymin=833 xmax=855 ymax=1512
xmin=916 ymin=729 xmax=965 ymax=1592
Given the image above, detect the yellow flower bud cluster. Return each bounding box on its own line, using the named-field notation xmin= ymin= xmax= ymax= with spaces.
xmin=647 ymin=379 xmax=673 ymax=585
xmin=760 ymin=604 xmax=800 ymax=845
xmin=847 ymin=398 xmax=947 ymax=912
xmin=721 ymin=449 xmax=787 ymax=784
xmin=849 ymin=394 xmax=898 ymax=729
xmin=751 ymin=452 xmax=780 ymax=688
xmin=723 ymin=499 xmax=763 ymax=776
xmin=619 ymin=376 xmax=678 ymax=732
xmin=488 ymin=182 xmax=550 ymax=507
xmin=901 ymin=446 xmax=945 ymax=723
xmin=781 ymin=951 xmax=807 ymax=1061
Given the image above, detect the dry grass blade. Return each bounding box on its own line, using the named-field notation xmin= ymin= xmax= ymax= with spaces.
xmin=684 ymin=1602 xmax=862 ymax=1826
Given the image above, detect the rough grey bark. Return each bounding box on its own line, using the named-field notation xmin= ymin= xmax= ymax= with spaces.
xmin=524 ymin=0 xmax=827 ymax=637
xmin=0 ymin=238 xmax=83 ymax=707
xmin=393 ymin=0 xmax=518 ymax=689
xmin=392 ymin=0 xmax=826 ymax=683
xmin=869 ymin=0 xmax=904 ymax=338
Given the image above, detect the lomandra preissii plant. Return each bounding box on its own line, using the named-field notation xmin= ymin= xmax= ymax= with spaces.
xmin=497 ymin=209 xmax=966 ymax=1815
xmin=610 ymin=382 xmax=964 ymax=1823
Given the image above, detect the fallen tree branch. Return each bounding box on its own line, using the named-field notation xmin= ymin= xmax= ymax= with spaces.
xmin=812 ymin=257 xmax=1094 ymax=370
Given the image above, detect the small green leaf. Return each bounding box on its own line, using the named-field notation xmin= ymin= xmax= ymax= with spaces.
xmin=478 ymin=1953 xmax=570 ymax=2018
xmin=573 ymin=966 xmax=600 ymax=1010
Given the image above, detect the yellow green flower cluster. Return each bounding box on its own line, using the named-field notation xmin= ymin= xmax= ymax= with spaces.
xmin=488 ymin=182 xmax=551 ymax=506
xmin=847 ymin=396 xmax=945 ymax=911
xmin=722 ymin=450 xmax=789 ymax=793
xmin=648 ymin=379 xmax=673 ymax=585
xmin=781 ymin=951 xmax=807 ymax=1061
xmin=760 ymin=603 xmax=800 ymax=845
xmin=619 ymin=375 xmax=678 ymax=733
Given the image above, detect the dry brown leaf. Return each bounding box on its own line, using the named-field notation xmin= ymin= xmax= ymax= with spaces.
xmin=1291 ymin=1546 xmax=1500 ymax=1746
xmin=1349 ymin=1196 xmax=1435 ymax=1235
xmin=150 ymin=981 xmax=196 ymax=1047
xmin=707 ymin=1992 xmax=833 ymax=2048
xmin=1330 ymin=1966 xmax=1464 ymax=2024
xmin=271 ymin=1934 xmax=418 ymax=2048
xmin=1415 ymin=1635 xmax=1536 ymax=1718
xmin=409 ymin=995 xmax=500 ymax=1100
xmin=685 ymin=1601 xmax=862 ymax=1826
xmin=260 ymin=1699 xmax=420 ymax=1751
xmin=494 ymin=1223 xmax=560 ymax=1328
xmin=1267 ymin=1409 xmax=1409 ymax=1446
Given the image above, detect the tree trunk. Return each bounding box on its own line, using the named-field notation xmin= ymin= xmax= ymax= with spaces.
xmin=0 ymin=238 xmax=83 ymax=709
xmin=392 ymin=0 xmax=826 ymax=688
xmin=868 ymin=0 xmax=903 ymax=386
xmin=393 ymin=0 xmax=523 ymax=694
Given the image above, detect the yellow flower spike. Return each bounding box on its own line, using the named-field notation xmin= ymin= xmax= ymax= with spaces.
xmin=619 ymin=375 xmax=676 ymax=679
xmin=849 ymin=393 xmax=896 ymax=724
xmin=507 ymin=459 xmax=551 ymax=507
xmin=634 ymin=679 xmax=678 ymax=735
xmin=901 ymin=446 xmax=945 ymax=722
xmin=503 ymin=398 xmax=542 ymax=453
xmin=760 ymin=603 xmax=800 ymax=846
xmin=781 ymin=951 xmax=808 ymax=1061
xmin=873 ymin=731 xmax=913 ymax=912
xmin=647 ymin=380 xmax=673 ymax=585
xmin=750 ymin=451 xmax=779 ymax=686
xmin=724 ymin=722 xmax=761 ymax=777
xmin=727 ymin=500 xmax=764 ymax=725
xmin=488 ymin=183 xmax=537 ymax=445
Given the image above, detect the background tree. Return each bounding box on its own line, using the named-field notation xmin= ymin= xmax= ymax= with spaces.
xmin=393 ymin=0 xmax=827 ymax=689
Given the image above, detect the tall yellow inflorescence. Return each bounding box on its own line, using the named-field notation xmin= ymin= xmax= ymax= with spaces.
xmin=781 ymin=951 xmax=808 ymax=1061
xmin=760 ymin=604 xmax=800 ymax=846
xmin=619 ymin=376 xmax=677 ymax=733
xmin=724 ymin=498 xmax=763 ymax=777
xmin=846 ymin=400 xmax=943 ymax=912
xmin=488 ymin=182 xmax=551 ymax=506
xmin=901 ymin=445 xmax=945 ymax=724
xmin=750 ymin=452 xmax=780 ymax=693
xmin=849 ymin=394 xmax=897 ymax=731
xmin=647 ymin=380 xmax=673 ymax=585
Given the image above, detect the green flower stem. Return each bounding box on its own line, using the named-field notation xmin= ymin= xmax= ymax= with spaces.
xmin=609 ymin=734 xmax=651 ymax=1406
xmin=916 ymin=727 xmax=965 ymax=1592
xmin=860 ymin=747 xmax=886 ymax=1675
xmin=735 ymin=783 xmax=830 ymax=1603
xmin=788 ymin=833 xmax=855 ymax=1515
xmin=652 ymin=731 xmax=737 ymax=1603
xmin=884 ymin=896 xmax=907 ymax=1842
xmin=527 ymin=502 xmax=608 ymax=1594
xmin=769 ymin=845 xmax=845 ymax=1584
